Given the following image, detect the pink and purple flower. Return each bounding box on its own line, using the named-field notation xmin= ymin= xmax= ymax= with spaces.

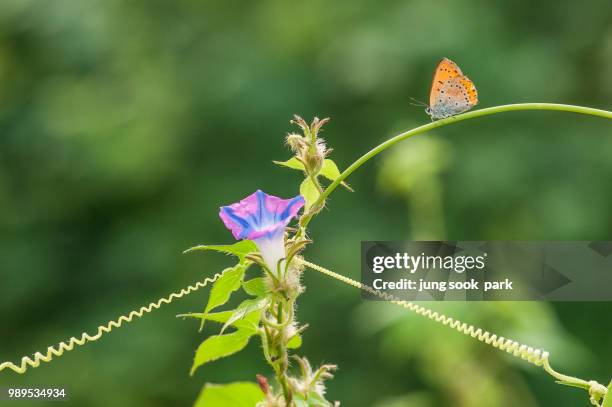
xmin=220 ymin=190 xmax=305 ymax=272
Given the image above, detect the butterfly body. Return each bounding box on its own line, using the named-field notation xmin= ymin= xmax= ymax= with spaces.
xmin=426 ymin=58 xmax=478 ymax=120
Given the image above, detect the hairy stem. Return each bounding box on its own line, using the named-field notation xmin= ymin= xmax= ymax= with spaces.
xmin=261 ymin=290 xmax=298 ymax=405
xmin=275 ymin=300 xmax=292 ymax=404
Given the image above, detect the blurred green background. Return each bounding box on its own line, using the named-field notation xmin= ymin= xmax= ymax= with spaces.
xmin=1 ymin=0 xmax=611 ymax=406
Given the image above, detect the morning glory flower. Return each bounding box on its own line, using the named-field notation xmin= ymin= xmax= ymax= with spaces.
xmin=219 ymin=190 xmax=305 ymax=273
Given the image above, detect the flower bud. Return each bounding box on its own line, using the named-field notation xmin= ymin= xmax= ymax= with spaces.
xmin=304 ymin=152 xmax=323 ymax=174
xmin=285 ymin=133 xmax=305 ymax=154
xmin=290 ymin=115 xmax=309 ymax=133
xmin=256 ymin=374 xmax=270 ymax=395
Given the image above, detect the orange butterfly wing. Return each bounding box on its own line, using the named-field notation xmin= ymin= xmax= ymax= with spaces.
xmin=457 ymin=76 xmax=478 ymax=105
xmin=429 ymin=58 xmax=464 ymax=107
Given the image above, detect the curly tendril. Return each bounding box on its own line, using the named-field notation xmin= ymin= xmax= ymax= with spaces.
xmin=300 ymin=259 xmax=548 ymax=365
xmin=299 ymin=258 xmax=608 ymax=405
xmin=0 ymin=271 xmax=226 ymax=374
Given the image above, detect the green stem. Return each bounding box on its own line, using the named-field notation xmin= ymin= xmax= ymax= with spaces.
xmin=310 ymin=173 xmax=324 ymax=195
xmin=541 ymin=359 xmax=591 ymax=390
xmin=302 ymin=103 xmax=611 ymax=227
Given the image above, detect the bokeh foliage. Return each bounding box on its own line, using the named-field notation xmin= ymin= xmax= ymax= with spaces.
xmin=0 ymin=0 xmax=611 ymax=406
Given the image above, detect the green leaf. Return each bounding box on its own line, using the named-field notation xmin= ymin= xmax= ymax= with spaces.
xmin=320 ymin=159 xmax=341 ymax=180
xmin=287 ymin=334 xmax=302 ymax=349
xmin=320 ymin=159 xmax=353 ymax=192
xmin=179 ymin=311 xmax=229 ymax=322
xmin=179 ymin=308 xmax=261 ymax=333
xmin=191 ymin=329 xmax=255 ymax=375
xmin=294 ymin=396 xmax=308 ymax=407
xmin=293 ymin=392 xmax=331 ymax=407
xmin=275 ymin=157 xmax=353 ymax=192
xmin=199 ymin=262 xmax=250 ymax=330
xmin=308 ymin=392 xmax=332 ymax=406
xmin=273 ymin=157 xmax=305 ymax=171
xmin=300 ymin=178 xmax=319 ymax=210
xmin=221 ymin=298 xmax=269 ymax=334
xmin=243 ymin=277 xmax=267 ymax=297
xmin=194 ymin=382 xmax=264 ymax=407
xmin=206 ymin=263 xmax=248 ymax=312
xmin=602 ymin=380 xmax=612 ymax=407
xmin=183 ymin=240 xmax=257 ymax=261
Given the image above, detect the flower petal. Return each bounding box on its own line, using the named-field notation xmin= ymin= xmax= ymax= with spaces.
xmin=219 ymin=190 xmax=305 ymax=241
xmin=252 ymin=229 xmax=286 ymax=273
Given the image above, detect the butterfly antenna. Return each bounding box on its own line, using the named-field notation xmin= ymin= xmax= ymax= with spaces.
xmin=409 ymin=97 xmax=428 ymax=107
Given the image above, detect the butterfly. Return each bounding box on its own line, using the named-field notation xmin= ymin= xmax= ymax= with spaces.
xmin=425 ymin=58 xmax=478 ymax=120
